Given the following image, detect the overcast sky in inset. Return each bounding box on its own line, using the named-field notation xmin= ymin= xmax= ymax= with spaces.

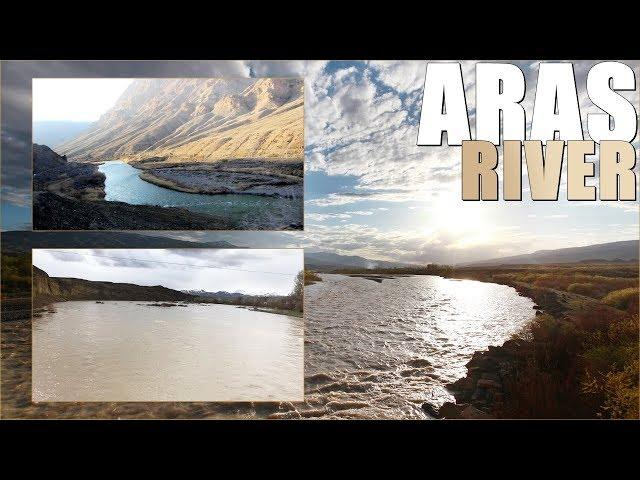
xmin=32 ymin=249 xmax=303 ymax=295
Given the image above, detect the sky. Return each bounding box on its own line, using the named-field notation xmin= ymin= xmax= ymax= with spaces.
xmin=32 ymin=249 xmax=303 ymax=295
xmin=3 ymin=60 xmax=639 ymax=264
xmin=32 ymin=79 xmax=133 ymax=121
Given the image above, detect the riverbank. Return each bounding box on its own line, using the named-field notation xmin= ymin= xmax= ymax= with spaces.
xmin=432 ymin=265 xmax=638 ymax=419
xmin=33 ymin=144 xmax=238 ymax=230
xmin=430 ymin=281 xmax=565 ymax=419
xmin=33 ymin=145 xmax=304 ymax=230
xmin=304 ymin=270 xmax=322 ymax=286
xmin=131 ymin=158 xmax=303 ymax=198
xmin=330 ymin=262 xmax=638 ymax=419
xmin=34 ymin=191 xmax=235 ymax=230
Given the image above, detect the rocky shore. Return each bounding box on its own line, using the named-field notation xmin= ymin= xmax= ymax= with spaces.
xmin=131 ymin=158 xmax=303 ymax=198
xmin=33 ymin=144 xmax=106 ymax=201
xmin=33 ymin=144 xmax=239 ymax=230
xmin=33 ymin=192 xmax=234 ymax=230
xmin=427 ymin=280 xmax=610 ymax=419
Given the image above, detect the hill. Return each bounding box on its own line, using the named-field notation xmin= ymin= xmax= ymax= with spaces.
xmin=33 ymin=266 xmax=193 ymax=307
xmin=55 ymin=78 xmax=304 ymax=163
xmin=466 ymin=240 xmax=639 ymax=266
xmin=1 ymin=230 xmax=236 ymax=254
xmin=304 ymin=251 xmax=410 ymax=271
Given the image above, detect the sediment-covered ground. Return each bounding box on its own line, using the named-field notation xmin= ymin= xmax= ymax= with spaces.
xmin=132 ymin=158 xmax=303 ymax=198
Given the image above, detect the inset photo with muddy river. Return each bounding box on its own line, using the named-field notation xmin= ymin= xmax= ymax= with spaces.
xmin=30 ymin=248 xmax=304 ymax=403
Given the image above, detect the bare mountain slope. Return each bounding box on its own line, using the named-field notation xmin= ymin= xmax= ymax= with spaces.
xmin=56 ymin=78 xmax=304 ymax=163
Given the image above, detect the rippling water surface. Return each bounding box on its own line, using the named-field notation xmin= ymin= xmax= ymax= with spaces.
xmin=33 ymin=302 xmax=304 ymax=402
xmin=302 ymin=274 xmax=534 ymax=419
xmin=27 ymin=275 xmax=533 ymax=419
xmin=99 ymin=161 xmax=302 ymax=229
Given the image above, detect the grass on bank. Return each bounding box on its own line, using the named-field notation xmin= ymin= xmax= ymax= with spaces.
xmin=333 ymin=262 xmax=639 ymax=419
xmin=1 ymin=252 xmax=31 ymax=299
xmin=304 ymin=269 xmax=322 ymax=286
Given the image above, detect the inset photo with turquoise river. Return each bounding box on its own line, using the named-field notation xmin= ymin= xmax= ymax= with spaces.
xmin=32 ymin=78 xmax=304 ymax=231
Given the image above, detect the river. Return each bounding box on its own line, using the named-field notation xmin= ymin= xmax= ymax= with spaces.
xmin=32 ymin=302 xmax=304 ymax=402
xmin=301 ymin=274 xmax=535 ymax=419
xmin=28 ymin=274 xmax=534 ymax=418
xmin=98 ymin=161 xmax=302 ymax=229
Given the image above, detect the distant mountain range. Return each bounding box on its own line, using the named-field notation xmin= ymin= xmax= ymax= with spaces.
xmin=465 ymin=240 xmax=639 ymax=266
xmin=3 ymin=231 xmax=637 ymax=269
xmin=306 ymin=242 xmax=639 ymax=271
xmin=182 ymin=289 xmax=287 ymax=302
xmin=54 ymin=78 xmax=303 ymax=163
xmin=304 ymin=251 xmax=410 ymax=271
xmin=1 ymin=230 xmax=236 ymax=254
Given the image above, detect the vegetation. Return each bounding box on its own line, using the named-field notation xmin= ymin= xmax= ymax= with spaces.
xmin=1 ymin=253 xmax=31 ymax=298
xmin=304 ymin=269 xmax=322 ymax=286
xmin=335 ymin=262 xmax=639 ymax=419
xmin=194 ymin=270 xmax=304 ymax=315
xmin=602 ymin=287 xmax=639 ymax=313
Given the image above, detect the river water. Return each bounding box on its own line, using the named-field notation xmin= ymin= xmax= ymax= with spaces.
xmin=32 ymin=302 xmax=304 ymax=402
xmin=301 ymin=274 xmax=534 ymax=419
xmin=98 ymin=161 xmax=302 ymax=229
xmin=28 ymin=275 xmax=533 ymax=418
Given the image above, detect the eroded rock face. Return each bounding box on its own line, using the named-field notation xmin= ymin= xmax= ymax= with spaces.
xmin=55 ymin=78 xmax=304 ymax=163
xmin=32 ymin=266 xmax=193 ymax=307
xmin=33 ymin=144 xmax=106 ymax=200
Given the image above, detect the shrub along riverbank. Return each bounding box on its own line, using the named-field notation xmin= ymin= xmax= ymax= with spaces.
xmin=331 ymin=262 xmax=638 ymax=419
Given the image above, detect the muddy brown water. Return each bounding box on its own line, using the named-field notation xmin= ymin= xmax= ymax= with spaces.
xmin=1 ymin=274 xmax=534 ymax=419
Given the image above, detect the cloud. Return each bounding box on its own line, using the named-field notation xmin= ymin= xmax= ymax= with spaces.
xmin=305 ymin=191 xmax=418 ymax=207
xmin=1 ymin=60 xmax=251 ymax=209
xmin=46 ymin=248 xmax=292 ymax=270
xmin=33 ymin=248 xmax=303 ymax=295
xmin=305 ymin=210 xmax=376 ymax=222
xmin=368 ymin=61 xmax=426 ymax=93
xmin=4 ymin=60 xmax=639 ymax=264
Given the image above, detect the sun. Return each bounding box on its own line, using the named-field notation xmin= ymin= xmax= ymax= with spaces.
xmin=432 ymin=194 xmax=487 ymax=235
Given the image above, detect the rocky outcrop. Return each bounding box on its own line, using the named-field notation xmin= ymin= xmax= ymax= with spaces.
xmin=55 ymin=78 xmax=304 ymax=164
xmin=33 ymin=266 xmax=193 ymax=307
xmin=134 ymin=158 xmax=303 ymax=198
xmin=433 ymin=338 xmax=534 ymax=418
xmin=33 ymin=144 xmax=106 ymax=200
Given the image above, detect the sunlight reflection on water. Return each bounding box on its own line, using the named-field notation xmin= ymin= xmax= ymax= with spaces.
xmin=302 ymin=274 xmax=535 ymax=419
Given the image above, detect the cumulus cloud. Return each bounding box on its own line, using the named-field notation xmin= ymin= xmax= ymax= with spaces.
xmin=4 ymin=60 xmax=639 ymax=264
